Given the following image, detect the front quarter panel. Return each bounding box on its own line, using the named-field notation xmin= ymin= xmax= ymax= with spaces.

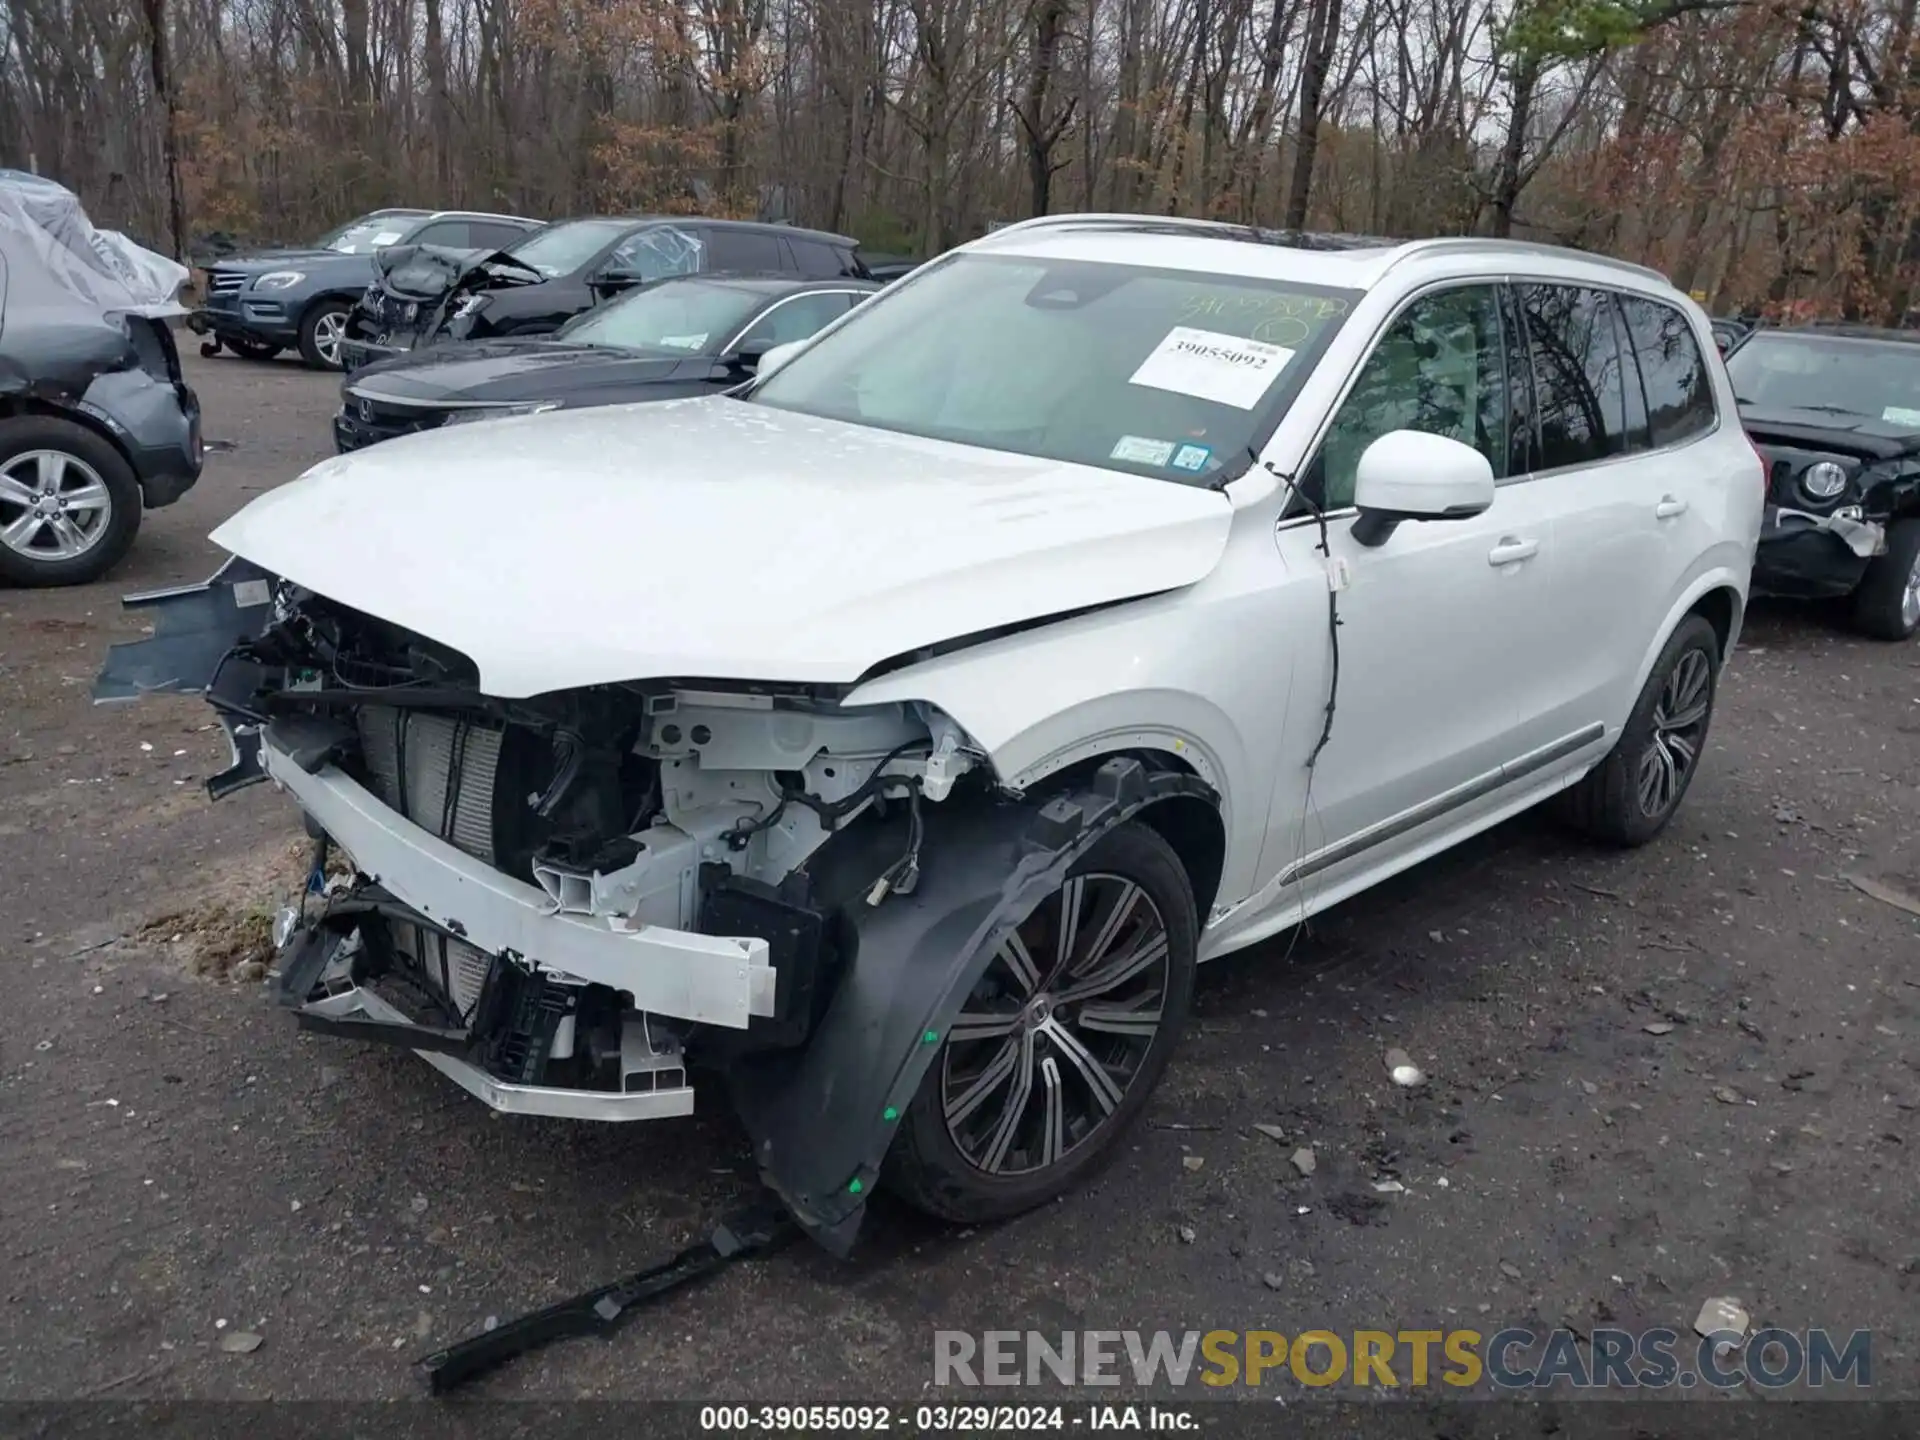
xmin=843 ymin=520 xmax=1293 ymax=920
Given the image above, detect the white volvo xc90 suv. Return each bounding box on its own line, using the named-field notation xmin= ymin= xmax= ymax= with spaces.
xmin=98 ymin=215 xmax=1763 ymax=1253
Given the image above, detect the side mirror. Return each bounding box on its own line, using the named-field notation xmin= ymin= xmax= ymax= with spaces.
xmin=752 ymin=339 xmax=807 ymax=379
xmin=1350 ymin=430 xmax=1495 ymax=547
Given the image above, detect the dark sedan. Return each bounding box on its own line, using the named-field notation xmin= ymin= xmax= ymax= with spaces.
xmin=333 ymin=274 xmax=878 ymax=452
xmin=340 ymin=216 xmax=869 ymax=371
xmin=1730 ymin=324 xmax=1920 ymax=639
xmin=191 ymin=208 xmax=543 ymax=369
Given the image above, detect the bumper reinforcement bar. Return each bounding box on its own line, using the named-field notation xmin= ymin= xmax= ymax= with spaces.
xmin=418 ymin=1196 xmax=797 ymax=1394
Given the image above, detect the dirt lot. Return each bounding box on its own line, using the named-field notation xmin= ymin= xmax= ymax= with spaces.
xmin=1 ymin=350 xmax=1917 ymax=1405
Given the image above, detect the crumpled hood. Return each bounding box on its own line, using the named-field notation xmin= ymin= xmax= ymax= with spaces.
xmin=1741 ymin=404 xmax=1920 ymax=462
xmin=211 ymin=399 xmax=1232 ymax=697
xmin=373 ymin=244 xmax=543 ymax=298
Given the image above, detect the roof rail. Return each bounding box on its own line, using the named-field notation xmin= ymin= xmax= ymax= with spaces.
xmin=1388 ymin=236 xmax=1670 ymax=287
xmin=981 ymin=212 xmax=1399 ymax=251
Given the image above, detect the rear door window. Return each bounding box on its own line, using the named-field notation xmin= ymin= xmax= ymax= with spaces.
xmin=1518 ymin=284 xmax=1632 ymax=470
xmin=1618 ymin=295 xmax=1717 ymax=447
xmin=408 ymin=220 xmax=471 ymax=249
xmin=787 ymin=237 xmax=853 ymax=277
xmin=468 ymin=220 xmax=531 ymax=251
xmin=704 ymin=229 xmax=787 ymax=273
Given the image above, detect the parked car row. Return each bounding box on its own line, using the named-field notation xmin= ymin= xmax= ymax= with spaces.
xmin=189 ymin=206 xmax=878 ymax=374
xmin=101 ymin=216 xmax=1783 ymax=1257
xmin=189 ymin=208 xmax=546 ymax=367
xmin=334 ymin=275 xmax=879 ymax=451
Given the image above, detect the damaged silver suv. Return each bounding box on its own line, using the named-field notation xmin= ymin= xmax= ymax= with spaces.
xmin=97 ymin=215 xmax=1760 ymax=1253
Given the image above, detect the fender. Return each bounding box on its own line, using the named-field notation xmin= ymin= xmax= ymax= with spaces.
xmin=727 ymin=756 xmax=1215 ymax=1255
xmin=1627 ymin=563 xmax=1748 ymax=712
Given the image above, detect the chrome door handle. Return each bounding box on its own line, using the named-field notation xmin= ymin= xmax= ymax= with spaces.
xmin=1488 ymin=536 xmax=1539 ymax=566
xmin=1655 ymin=496 xmax=1689 ymax=519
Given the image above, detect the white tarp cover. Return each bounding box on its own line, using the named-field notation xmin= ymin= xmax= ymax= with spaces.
xmin=0 ymin=169 xmax=189 ymax=318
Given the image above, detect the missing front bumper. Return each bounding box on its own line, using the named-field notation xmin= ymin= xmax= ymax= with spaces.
xmin=298 ymin=986 xmax=694 ymax=1121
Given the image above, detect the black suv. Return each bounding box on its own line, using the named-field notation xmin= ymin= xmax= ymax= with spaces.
xmin=340 ymin=216 xmax=867 ymax=370
xmin=191 ymin=209 xmax=544 ymax=369
xmin=1729 ymin=323 xmax=1920 ymax=639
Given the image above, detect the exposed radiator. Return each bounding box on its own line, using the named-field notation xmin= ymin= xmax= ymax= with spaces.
xmin=355 ymin=706 xmax=505 ymax=1017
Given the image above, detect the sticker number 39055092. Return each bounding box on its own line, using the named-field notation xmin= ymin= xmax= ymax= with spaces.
xmin=1128 ymin=326 xmax=1295 ymax=411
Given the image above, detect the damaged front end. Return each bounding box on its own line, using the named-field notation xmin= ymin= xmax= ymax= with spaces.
xmin=344 ymin=245 xmax=546 ymax=369
xmin=95 ymin=561 xmax=1203 ymax=1250
xmin=1749 ymin=425 xmax=1919 ymax=598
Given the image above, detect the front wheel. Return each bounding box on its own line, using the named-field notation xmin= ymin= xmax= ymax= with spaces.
xmin=1851 ymin=517 xmax=1920 ymax=641
xmin=883 ymin=820 xmax=1197 ymax=1224
xmin=1554 ymin=614 xmax=1720 ymax=846
xmin=297 ymin=300 xmax=351 ymax=370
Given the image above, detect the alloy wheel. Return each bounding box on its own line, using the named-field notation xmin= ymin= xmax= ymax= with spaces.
xmin=1636 ymin=648 xmax=1712 ymax=818
xmin=941 ymin=873 xmax=1170 ymax=1177
xmin=1903 ymin=549 xmax=1920 ymax=632
xmin=312 ymin=310 xmax=347 ymax=367
xmin=0 ymin=450 xmax=114 ymax=562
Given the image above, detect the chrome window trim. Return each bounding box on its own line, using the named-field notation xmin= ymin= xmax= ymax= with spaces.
xmin=720 ymin=290 xmax=871 ymax=355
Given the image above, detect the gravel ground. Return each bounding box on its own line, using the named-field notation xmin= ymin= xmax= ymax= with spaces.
xmin=1 ymin=350 xmax=1916 ymax=1406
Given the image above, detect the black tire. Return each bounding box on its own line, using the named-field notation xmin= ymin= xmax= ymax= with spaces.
xmin=1555 ymin=614 xmax=1720 ymax=847
xmin=297 ymin=299 xmax=352 ymax=370
xmin=225 ymin=337 xmax=283 ymax=362
xmin=1850 ymin=516 xmax=1920 ymax=641
xmin=883 ymin=819 xmax=1198 ymax=1224
xmin=0 ymin=415 xmax=142 ymax=588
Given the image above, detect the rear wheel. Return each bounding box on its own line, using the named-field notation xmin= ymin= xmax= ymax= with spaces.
xmin=884 ymin=820 xmax=1196 ymax=1224
xmin=0 ymin=416 xmax=142 ymax=587
xmin=297 ymin=300 xmax=351 ymax=370
xmin=1554 ymin=614 xmax=1719 ymax=846
xmin=1850 ymin=517 xmax=1920 ymax=641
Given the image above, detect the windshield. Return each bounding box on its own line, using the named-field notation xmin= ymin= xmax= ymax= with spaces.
xmin=1726 ymin=333 xmax=1920 ymax=425
xmin=506 ymin=219 xmax=631 ymax=278
xmin=560 ymin=280 xmax=764 ymax=353
xmin=319 ymin=213 xmax=423 ymax=254
xmin=748 ymin=252 xmax=1359 ymax=483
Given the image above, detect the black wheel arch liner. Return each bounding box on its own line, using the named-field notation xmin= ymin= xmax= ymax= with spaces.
xmin=727 ymin=754 xmax=1218 ymax=1255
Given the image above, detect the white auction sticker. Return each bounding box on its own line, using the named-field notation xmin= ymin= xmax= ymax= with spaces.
xmin=1883 ymin=406 xmax=1920 ymax=425
xmin=1110 ymin=434 xmax=1175 ymax=466
xmin=1128 ymin=326 xmax=1294 ymax=410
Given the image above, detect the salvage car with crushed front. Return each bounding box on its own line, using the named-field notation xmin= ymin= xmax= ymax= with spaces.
xmin=95 ymin=215 xmax=1761 ymax=1262
xmin=1727 ymin=323 xmax=1920 ymax=639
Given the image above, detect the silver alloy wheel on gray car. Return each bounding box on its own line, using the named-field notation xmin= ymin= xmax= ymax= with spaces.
xmin=310 ymin=309 xmax=347 ymax=367
xmin=940 ymin=873 xmax=1170 ymax=1176
xmin=1637 ymin=647 xmax=1712 ymax=818
xmin=0 ymin=449 xmax=114 ymax=563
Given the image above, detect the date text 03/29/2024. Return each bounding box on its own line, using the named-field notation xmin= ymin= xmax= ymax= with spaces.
xmin=698 ymin=1406 xmax=1189 ymax=1432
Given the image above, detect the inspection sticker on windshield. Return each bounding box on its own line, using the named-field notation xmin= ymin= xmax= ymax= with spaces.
xmin=660 ymin=333 xmax=708 ymax=350
xmin=1129 ymin=327 xmax=1294 ymax=410
xmin=1111 ymin=435 xmax=1176 ymax=466
xmin=1883 ymin=406 xmax=1920 ymax=425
